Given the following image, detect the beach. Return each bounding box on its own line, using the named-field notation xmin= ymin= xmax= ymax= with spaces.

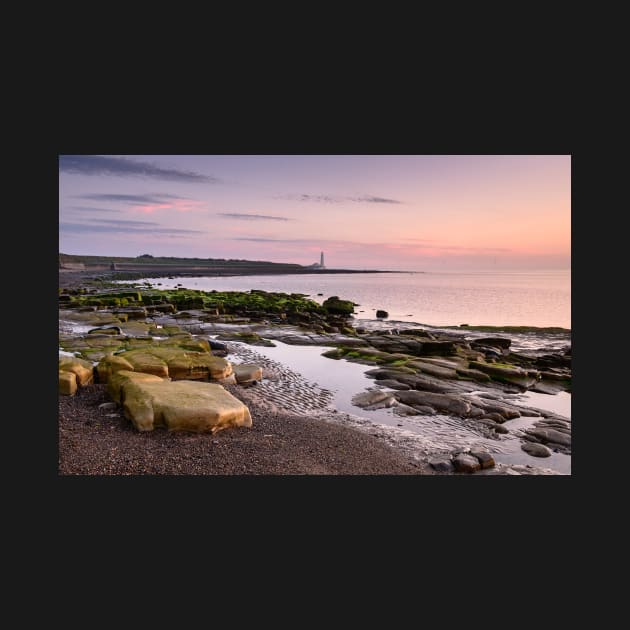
xmin=59 ymin=270 xmax=433 ymax=474
xmin=58 ymin=270 xmax=570 ymax=475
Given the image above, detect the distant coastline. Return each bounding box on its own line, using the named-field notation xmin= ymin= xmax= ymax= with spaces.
xmin=59 ymin=253 xmax=414 ymax=280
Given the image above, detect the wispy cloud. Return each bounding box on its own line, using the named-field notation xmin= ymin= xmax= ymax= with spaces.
xmin=76 ymin=193 xmax=183 ymax=204
xmin=277 ymin=194 xmax=402 ymax=204
xmin=60 ymin=221 xmax=204 ymax=235
xmin=86 ymin=219 xmax=161 ymax=228
xmin=218 ymin=213 xmax=291 ymax=222
xmin=74 ymin=193 xmax=206 ymax=214
xmin=59 ymin=155 xmax=220 ymax=183
xmin=69 ymin=206 xmax=122 ymax=213
xmin=232 ymin=237 xmax=310 ymax=243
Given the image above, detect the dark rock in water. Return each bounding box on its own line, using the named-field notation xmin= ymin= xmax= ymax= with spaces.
xmin=470 ymin=450 xmax=495 ymax=469
xmin=322 ymin=296 xmax=355 ymax=315
xmin=494 ymin=424 xmax=509 ymax=434
xmin=430 ymin=459 xmax=455 ymax=473
xmin=377 ymin=379 xmax=411 ymax=390
xmin=394 ymin=391 xmax=471 ymax=416
xmin=208 ymin=339 xmax=228 ymax=353
xmin=376 ymin=310 xmax=389 ymax=318
xmin=88 ymin=326 xmax=123 ymax=335
xmin=453 ymin=454 xmax=481 ymax=473
xmin=521 ymin=442 xmax=552 ymax=457
xmin=419 ymin=340 xmax=457 ymax=356
xmin=525 ymin=427 xmax=571 ymax=447
xmin=471 ymin=337 xmax=512 ymax=350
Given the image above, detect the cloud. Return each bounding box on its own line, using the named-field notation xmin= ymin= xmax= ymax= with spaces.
xmin=231 ymin=237 xmax=310 ymax=243
xmin=86 ymin=219 xmax=161 ymax=228
xmin=352 ymin=195 xmax=402 ymax=204
xmin=69 ymin=206 xmax=122 ymax=213
xmin=60 ymin=222 xmax=204 ymax=235
xmin=277 ymin=194 xmax=402 ymax=204
xmin=59 ymin=155 xmax=220 ymax=183
xmin=76 ymin=193 xmax=183 ymax=204
xmin=218 ymin=213 xmax=291 ymax=221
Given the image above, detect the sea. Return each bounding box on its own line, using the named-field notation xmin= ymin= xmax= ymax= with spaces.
xmin=114 ymin=269 xmax=572 ymax=473
xmin=138 ymin=269 xmax=571 ymax=330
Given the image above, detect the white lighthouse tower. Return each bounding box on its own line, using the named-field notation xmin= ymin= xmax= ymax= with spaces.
xmin=320 ymin=251 xmax=325 ymax=269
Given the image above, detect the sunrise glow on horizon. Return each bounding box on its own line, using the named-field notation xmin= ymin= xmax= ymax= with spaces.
xmin=59 ymin=155 xmax=570 ymax=271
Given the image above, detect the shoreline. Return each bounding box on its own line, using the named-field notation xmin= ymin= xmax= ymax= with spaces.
xmin=58 ymin=271 xmax=570 ymax=475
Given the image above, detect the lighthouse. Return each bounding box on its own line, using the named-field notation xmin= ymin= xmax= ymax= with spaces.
xmin=320 ymin=251 xmax=325 ymax=268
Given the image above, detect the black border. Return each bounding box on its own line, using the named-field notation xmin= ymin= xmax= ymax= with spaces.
xmin=44 ymin=94 xmax=577 ymax=541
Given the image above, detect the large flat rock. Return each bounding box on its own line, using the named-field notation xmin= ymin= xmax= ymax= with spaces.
xmin=121 ymin=379 xmax=253 ymax=433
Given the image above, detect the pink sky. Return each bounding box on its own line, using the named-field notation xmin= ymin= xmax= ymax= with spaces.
xmin=59 ymin=155 xmax=570 ymax=270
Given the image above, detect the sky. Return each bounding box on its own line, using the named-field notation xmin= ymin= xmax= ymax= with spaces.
xmin=59 ymin=155 xmax=570 ymax=271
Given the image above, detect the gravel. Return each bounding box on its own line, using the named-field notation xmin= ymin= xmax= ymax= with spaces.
xmin=59 ymin=384 xmax=431 ymax=475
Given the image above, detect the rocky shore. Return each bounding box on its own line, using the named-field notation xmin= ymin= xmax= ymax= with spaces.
xmin=58 ymin=272 xmax=571 ymax=475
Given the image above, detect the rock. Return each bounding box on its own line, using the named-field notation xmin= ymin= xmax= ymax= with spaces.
xmin=352 ymin=390 xmax=393 ymax=408
xmin=58 ymin=357 xmax=94 ymax=387
xmin=107 ymin=370 xmax=167 ymax=404
xmin=121 ymin=379 xmax=253 ymax=433
xmin=471 ymin=337 xmax=511 ymax=351
xmin=96 ymin=354 xmax=135 ymax=384
xmin=214 ymin=374 xmax=237 ymax=385
xmin=407 ymin=360 xmax=459 ymax=379
xmin=88 ymin=326 xmax=123 ymax=335
xmin=494 ymin=424 xmax=509 ymax=434
xmin=469 ymin=361 xmax=540 ymax=389
xmin=394 ymin=390 xmax=471 ymax=416
xmin=98 ymin=402 xmax=118 ymax=412
xmin=58 ymin=370 xmax=77 ymax=396
xmin=322 ymin=296 xmax=355 ymax=315
xmin=233 ymin=364 xmax=263 ymax=384
xmin=393 ymin=403 xmax=419 ymax=416
xmin=525 ymin=428 xmax=571 ymax=447
xmin=364 ymin=396 xmax=398 ymax=410
xmin=480 ymin=412 xmax=506 ymax=423
xmin=470 ymin=450 xmax=495 ymax=469
xmin=521 ymin=442 xmax=552 ymax=457
xmin=102 ymin=347 xmax=233 ymax=381
xmin=455 ymin=367 xmax=491 ymax=382
xmin=376 ymin=310 xmax=389 ymax=318
xmin=376 ymin=379 xmax=411 ymax=390
xmin=453 ymin=454 xmax=481 ymax=473
xmin=430 ymin=459 xmax=455 ymax=473
xmin=418 ymin=340 xmax=457 ymax=356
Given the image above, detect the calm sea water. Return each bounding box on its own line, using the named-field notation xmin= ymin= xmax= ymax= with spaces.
xmin=135 ymin=269 xmax=571 ymax=329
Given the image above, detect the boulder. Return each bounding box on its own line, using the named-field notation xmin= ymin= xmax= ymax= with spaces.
xmin=233 ymin=364 xmax=263 ymax=384
xmin=521 ymin=442 xmax=552 ymax=457
xmin=107 ymin=370 xmax=166 ymax=404
xmin=525 ymin=427 xmax=571 ymax=447
xmin=394 ymin=390 xmax=471 ymax=416
xmin=96 ymin=354 xmax=135 ymax=384
xmin=59 ymin=370 xmax=77 ymax=396
xmin=376 ymin=379 xmax=411 ymax=390
xmin=430 ymin=459 xmax=455 ymax=473
xmin=469 ymin=361 xmax=540 ymax=388
xmin=352 ymin=390 xmax=393 ymax=408
xmin=376 ymin=310 xmax=389 ymax=318
xmin=470 ymin=450 xmax=495 ymax=469
xmin=322 ymin=296 xmax=355 ymax=315
xmin=453 ymin=453 xmax=481 ymax=473
xmin=121 ymin=380 xmax=253 ymax=433
xmin=58 ymin=357 xmax=94 ymax=387
xmin=471 ymin=337 xmax=511 ymax=351
xmin=393 ymin=403 xmax=420 ymax=416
